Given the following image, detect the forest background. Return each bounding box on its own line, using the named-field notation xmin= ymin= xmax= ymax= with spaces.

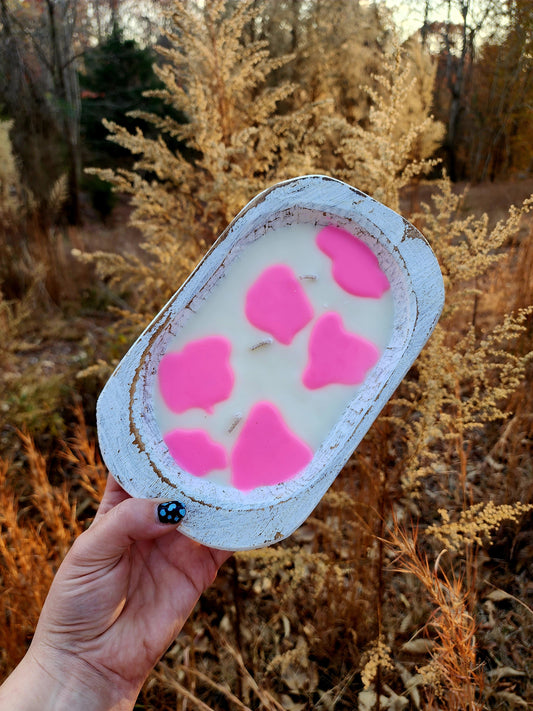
xmin=1 ymin=0 xmax=533 ymax=709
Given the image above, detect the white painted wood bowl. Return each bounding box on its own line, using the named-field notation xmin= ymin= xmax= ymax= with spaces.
xmin=97 ymin=175 xmax=444 ymax=550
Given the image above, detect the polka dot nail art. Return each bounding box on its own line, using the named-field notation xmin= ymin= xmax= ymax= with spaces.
xmin=157 ymin=500 xmax=186 ymax=524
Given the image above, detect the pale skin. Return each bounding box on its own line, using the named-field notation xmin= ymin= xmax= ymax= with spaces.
xmin=0 ymin=476 xmax=232 ymax=711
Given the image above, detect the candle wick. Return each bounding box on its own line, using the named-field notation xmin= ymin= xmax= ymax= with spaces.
xmin=249 ymin=338 xmax=273 ymax=351
xmin=228 ymin=414 xmax=242 ymax=433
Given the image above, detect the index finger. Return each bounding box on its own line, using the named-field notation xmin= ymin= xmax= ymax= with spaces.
xmin=95 ymin=474 xmax=131 ymax=518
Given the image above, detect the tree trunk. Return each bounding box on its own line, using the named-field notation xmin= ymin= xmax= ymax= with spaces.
xmin=443 ymin=1 xmax=470 ymax=181
xmin=46 ymin=0 xmax=82 ymax=223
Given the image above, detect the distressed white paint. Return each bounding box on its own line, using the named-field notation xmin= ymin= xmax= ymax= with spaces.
xmin=97 ymin=175 xmax=445 ymax=550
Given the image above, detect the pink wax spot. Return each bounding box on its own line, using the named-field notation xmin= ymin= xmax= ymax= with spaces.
xmin=164 ymin=428 xmax=228 ymax=477
xmin=317 ymin=225 xmax=390 ymax=298
xmin=303 ymin=312 xmax=380 ymax=390
xmin=245 ymin=264 xmax=314 ymax=344
xmin=231 ymin=402 xmax=313 ymax=491
xmin=158 ymin=336 xmax=234 ymax=414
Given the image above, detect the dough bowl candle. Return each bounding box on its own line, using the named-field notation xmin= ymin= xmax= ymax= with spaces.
xmin=97 ymin=175 xmax=444 ymax=550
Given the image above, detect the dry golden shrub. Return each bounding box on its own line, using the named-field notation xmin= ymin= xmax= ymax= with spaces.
xmin=371 ymin=178 xmax=533 ymax=706
xmin=337 ymin=43 xmax=444 ymax=212
xmin=391 ymin=180 xmax=533 ymax=497
xmin=0 ymin=118 xmax=68 ymax=303
xmin=0 ymin=119 xmax=35 ymax=298
xmin=280 ymin=0 xmax=388 ymax=120
xmin=0 ymin=120 xmax=29 ymax=222
xmin=360 ymin=636 xmax=394 ymax=690
xmin=81 ymin=0 xmax=328 ymax=332
xmin=428 ymin=501 xmax=533 ymax=552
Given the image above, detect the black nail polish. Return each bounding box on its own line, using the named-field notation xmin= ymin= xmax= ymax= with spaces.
xmin=157 ymin=501 xmax=186 ymax=524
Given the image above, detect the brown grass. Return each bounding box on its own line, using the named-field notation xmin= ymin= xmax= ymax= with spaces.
xmin=0 ymin=410 xmax=106 ymax=673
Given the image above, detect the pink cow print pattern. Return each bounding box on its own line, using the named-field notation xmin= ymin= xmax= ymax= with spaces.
xmin=156 ymin=225 xmax=391 ymax=491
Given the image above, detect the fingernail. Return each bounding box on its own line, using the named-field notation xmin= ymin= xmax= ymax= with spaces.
xmin=157 ymin=501 xmax=186 ymax=525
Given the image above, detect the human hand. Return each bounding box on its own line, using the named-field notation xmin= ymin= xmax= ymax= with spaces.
xmin=0 ymin=476 xmax=232 ymax=711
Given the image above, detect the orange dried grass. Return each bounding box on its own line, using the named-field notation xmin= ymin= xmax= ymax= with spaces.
xmin=0 ymin=410 xmax=106 ymax=677
xmin=388 ymin=521 xmax=484 ymax=711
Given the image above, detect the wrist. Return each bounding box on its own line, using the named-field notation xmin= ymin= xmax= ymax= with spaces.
xmin=0 ymin=646 xmax=139 ymax=711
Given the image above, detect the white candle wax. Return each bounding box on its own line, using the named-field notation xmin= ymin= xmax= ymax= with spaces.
xmin=153 ymin=222 xmax=394 ymax=491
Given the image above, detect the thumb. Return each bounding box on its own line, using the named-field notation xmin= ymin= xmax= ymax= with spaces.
xmin=71 ymin=498 xmax=187 ymax=566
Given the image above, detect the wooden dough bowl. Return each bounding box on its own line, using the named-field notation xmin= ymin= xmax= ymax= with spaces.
xmin=97 ymin=175 xmax=444 ymax=550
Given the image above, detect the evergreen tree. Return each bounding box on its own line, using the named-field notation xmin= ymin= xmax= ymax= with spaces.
xmin=80 ymin=23 xmax=169 ymax=166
